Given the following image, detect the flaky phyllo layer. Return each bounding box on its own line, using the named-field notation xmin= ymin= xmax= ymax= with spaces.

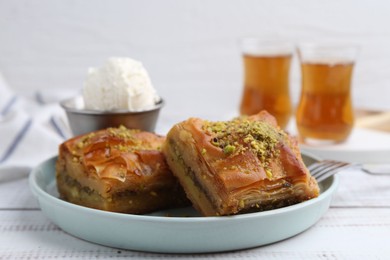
xmin=163 ymin=111 xmax=319 ymax=216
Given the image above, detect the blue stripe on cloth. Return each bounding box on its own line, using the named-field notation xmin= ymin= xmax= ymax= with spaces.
xmin=50 ymin=116 xmax=67 ymax=140
xmin=0 ymin=118 xmax=33 ymax=164
xmin=35 ymin=91 xmax=45 ymax=105
xmin=1 ymin=95 xmax=18 ymax=116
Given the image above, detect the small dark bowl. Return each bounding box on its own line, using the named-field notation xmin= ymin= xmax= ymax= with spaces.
xmin=60 ymin=96 xmax=164 ymax=136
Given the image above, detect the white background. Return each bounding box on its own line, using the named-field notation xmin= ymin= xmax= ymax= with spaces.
xmin=1 ymin=0 xmax=390 ymax=120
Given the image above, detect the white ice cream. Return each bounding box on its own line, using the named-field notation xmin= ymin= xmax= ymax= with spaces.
xmin=83 ymin=57 xmax=160 ymax=111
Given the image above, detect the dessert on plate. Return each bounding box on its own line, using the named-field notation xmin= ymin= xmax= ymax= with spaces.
xmin=163 ymin=111 xmax=320 ymax=216
xmin=56 ymin=126 xmax=189 ymax=214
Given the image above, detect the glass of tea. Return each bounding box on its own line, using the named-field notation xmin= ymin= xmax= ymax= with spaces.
xmin=296 ymin=43 xmax=358 ymax=144
xmin=239 ymin=38 xmax=293 ymax=129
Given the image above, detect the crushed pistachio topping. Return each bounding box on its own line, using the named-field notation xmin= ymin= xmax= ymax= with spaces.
xmin=223 ymin=145 xmax=236 ymax=155
xmin=265 ymin=169 xmax=273 ymax=179
xmin=73 ymin=126 xmax=159 ymax=164
xmin=75 ymin=132 xmax=96 ymax=150
xmin=203 ymin=116 xmax=285 ymax=175
xmin=107 ymin=125 xmax=140 ymax=142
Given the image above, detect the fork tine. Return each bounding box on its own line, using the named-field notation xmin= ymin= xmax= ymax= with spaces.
xmin=312 ymin=163 xmax=347 ymax=178
xmin=308 ymin=160 xmax=338 ymax=174
xmin=315 ymin=163 xmax=351 ymax=182
xmin=308 ymin=160 xmax=351 ymax=182
xmin=311 ymin=161 xmax=348 ymax=178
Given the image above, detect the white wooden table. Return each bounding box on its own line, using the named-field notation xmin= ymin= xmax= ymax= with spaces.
xmin=1 ymin=147 xmax=390 ymax=259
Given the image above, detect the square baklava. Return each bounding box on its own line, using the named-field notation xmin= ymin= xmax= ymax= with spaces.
xmin=163 ymin=111 xmax=319 ymax=216
xmin=56 ymin=126 xmax=189 ymax=214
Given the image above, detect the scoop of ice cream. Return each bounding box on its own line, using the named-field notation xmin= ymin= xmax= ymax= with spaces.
xmin=83 ymin=57 xmax=160 ymax=111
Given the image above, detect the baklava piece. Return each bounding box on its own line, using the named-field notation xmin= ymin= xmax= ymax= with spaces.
xmin=56 ymin=126 xmax=189 ymax=214
xmin=163 ymin=111 xmax=320 ymax=216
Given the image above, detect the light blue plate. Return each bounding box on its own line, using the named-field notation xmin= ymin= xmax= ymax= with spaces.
xmin=29 ymin=153 xmax=338 ymax=253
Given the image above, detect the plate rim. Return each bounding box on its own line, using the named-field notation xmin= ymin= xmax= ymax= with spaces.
xmin=29 ymin=152 xmax=339 ymax=253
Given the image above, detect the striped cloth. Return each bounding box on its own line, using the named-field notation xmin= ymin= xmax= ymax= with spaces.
xmin=0 ymin=73 xmax=76 ymax=182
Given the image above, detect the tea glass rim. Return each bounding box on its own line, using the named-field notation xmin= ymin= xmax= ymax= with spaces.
xmin=297 ymin=42 xmax=359 ymax=63
xmin=239 ymin=37 xmax=294 ymax=56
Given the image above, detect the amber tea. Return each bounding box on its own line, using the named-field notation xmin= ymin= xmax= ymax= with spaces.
xmin=239 ymin=39 xmax=293 ymax=129
xmin=296 ymin=59 xmax=356 ymax=143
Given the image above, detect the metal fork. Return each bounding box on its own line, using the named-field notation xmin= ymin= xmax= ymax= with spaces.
xmin=308 ymin=160 xmax=354 ymax=182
